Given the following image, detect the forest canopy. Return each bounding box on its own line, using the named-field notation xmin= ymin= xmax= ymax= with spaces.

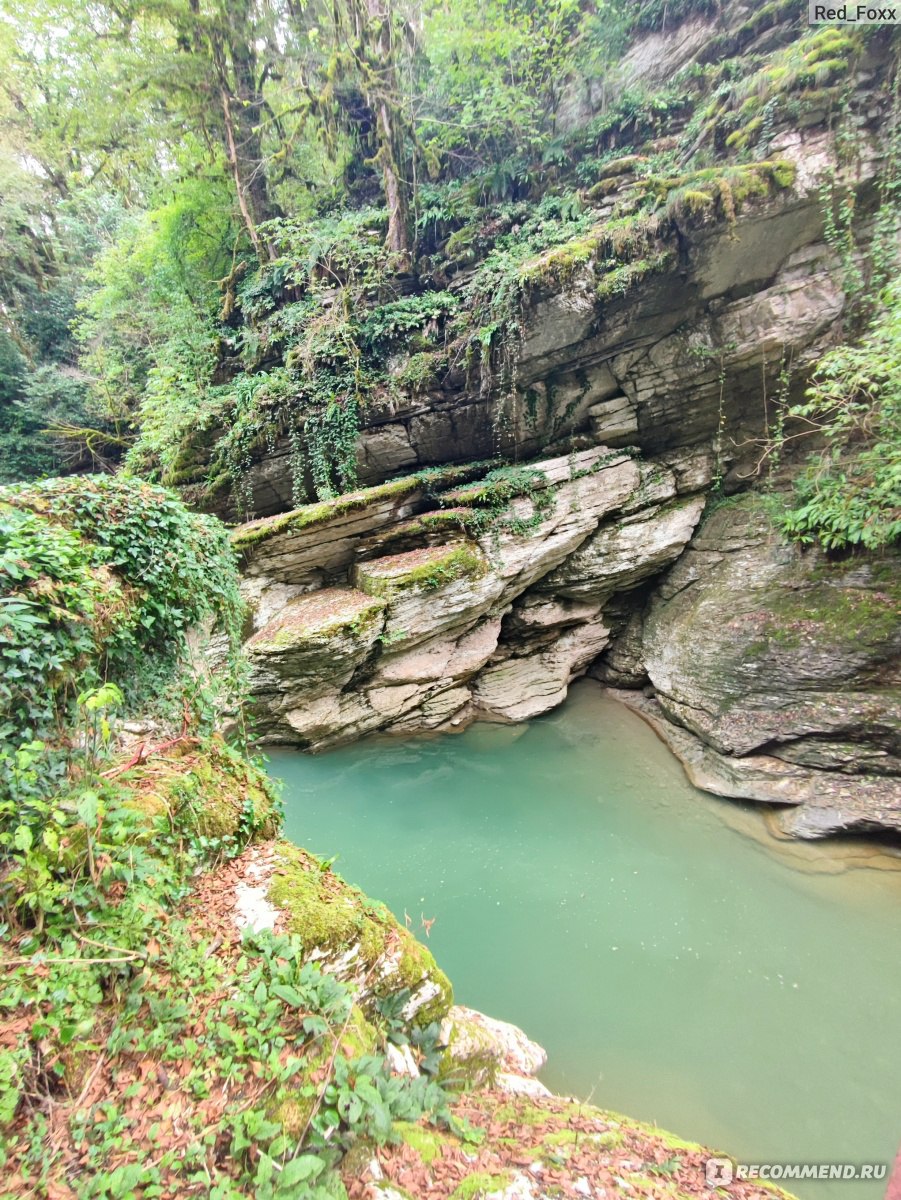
xmin=0 ymin=0 xmax=634 ymax=481
xmin=0 ymin=0 xmax=897 ymax=549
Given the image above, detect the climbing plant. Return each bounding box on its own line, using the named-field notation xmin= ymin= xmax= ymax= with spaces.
xmin=779 ymin=282 xmax=901 ymax=551
xmin=0 ymin=476 xmax=245 ymax=794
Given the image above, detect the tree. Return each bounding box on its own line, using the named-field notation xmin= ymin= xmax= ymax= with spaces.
xmin=333 ymin=0 xmax=415 ymax=261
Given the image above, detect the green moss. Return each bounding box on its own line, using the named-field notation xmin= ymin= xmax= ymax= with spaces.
xmin=124 ymin=736 xmax=278 ymax=846
xmin=638 ymin=160 xmax=796 ymax=228
xmin=596 ymin=252 xmax=673 ymax=300
xmin=394 ymin=932 xmax=454 ymax=1024
xmin=542 ymin=1129 xmax=580 ymax=1147
xmin=268 ymin=842 xmax=452 ymax=1021
xmin=491 ymin=1100 xmax=550 ymax=1127
xmin=586 ymin=176 xmax=625 ymax=201
xmin=232 ymin=463 xmax=492 ymax=551
xmin=559 ymin=1127 xmax=622 ymax=1151
xmin=450 ymin=1172 xmax=513 ymax=1200
xmin=246 ymin=589 xmax=387 ymax=652
xmin=599 ymin=154 xmax=645 ymax=178
xmin=394 ymin=1121 xmax=453 ymax=1164
xmin=519 ymin=227 xmax=607 ymax=287
xmin=354 ymin=543 xmax=488 ymax=598
xmin=342 ymin=1003 xmax=379 ymax=1057
xmin=758 ymin=580 xmax=901 ymax=650
xmin=394 ymin=350 xmax=447 ymax=393
xmin=601 ymin=1110 xmax=705 ymax=1153
xmin=269 ymin=841 xmax=393 ymax=957
xmin=439 ymin=1046 xmax=499 ymax=1091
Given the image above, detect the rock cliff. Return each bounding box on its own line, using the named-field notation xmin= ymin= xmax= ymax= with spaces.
xmin=237 ymin=447 xmax=705 ymax=747
xmin=221 ymin=9 xmax=900 ymax=840
xmin=611 ymin=496 xmax=901 ymax=838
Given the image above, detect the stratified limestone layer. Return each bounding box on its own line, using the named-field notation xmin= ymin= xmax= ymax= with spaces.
xmin=240 ymin=446 xmax=682 ymax=748
xmin=633 ymin=495 xmax=901 ymax=837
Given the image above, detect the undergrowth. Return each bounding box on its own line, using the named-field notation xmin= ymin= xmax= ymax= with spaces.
xmin=779 ymin=281 xmax=901 ymax=551
xmin=0 ymin=476 xmax=455 ymax=1198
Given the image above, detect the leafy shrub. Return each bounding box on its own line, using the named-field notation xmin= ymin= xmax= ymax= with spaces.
xmin=780 ymin=284 xmax=901 ymax=551
xmin=0 ymin=475 xmax=244 ymax=790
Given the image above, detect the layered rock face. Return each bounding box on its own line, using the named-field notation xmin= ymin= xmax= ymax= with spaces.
xmin=236 ymin=446 xmax=705 ymax=748
xmin=233 ymin=112 xmax=879 ymax=521
xmin=223 ymin=18 xmax=900 ymax=839
xmin=606 ymin=497 xmax=901 ymax=838
xmin=235 ymin=460 xmax=899 ymax=839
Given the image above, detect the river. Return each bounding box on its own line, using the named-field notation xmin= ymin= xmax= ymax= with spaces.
xmin=268 ymin=680 xmax=901 ymax=1198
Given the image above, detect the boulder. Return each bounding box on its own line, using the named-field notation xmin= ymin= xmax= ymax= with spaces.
xmin=638 ymin=496 xmax=901 ymax=835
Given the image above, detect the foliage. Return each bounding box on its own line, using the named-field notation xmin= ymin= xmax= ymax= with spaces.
xmin=0 ymin=736 xmax=447 ymax=1195
xmin=683 ymin=26 xmax=863 ymax=159
xmin=0 ymin=476 xmax=244 ymax=795
xmin=780 ymin=284 xmax=901 ymax=551
xmin=1 ymin=0 xmax=896 ymax=532
xmin=439 ymin=463 xmax=557 ymax=539
xmin=628 ymin=0 xmax=719 ymax=32
xmin=419 ymin=0 xmax=613 ymax=168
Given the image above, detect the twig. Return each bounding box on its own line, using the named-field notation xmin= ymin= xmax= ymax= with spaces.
xmin=101 ymin=725 xmax=197 ymax=779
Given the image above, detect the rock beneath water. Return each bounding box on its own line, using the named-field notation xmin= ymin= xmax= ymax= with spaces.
xmin=611 ymin=690 xmax=901 ymax=838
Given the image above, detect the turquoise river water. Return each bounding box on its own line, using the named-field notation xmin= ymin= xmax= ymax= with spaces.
xmin=268 ymin=680 xmax=901 ymax=1199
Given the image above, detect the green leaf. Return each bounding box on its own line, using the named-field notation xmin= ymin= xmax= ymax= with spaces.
xmin=278 ymin=1156 xmax=324 ymax=1189
xmin=13 ymin=825 xmax=33 ymax=852
xmin=272 ymin=983 xmax=307 ymax=1008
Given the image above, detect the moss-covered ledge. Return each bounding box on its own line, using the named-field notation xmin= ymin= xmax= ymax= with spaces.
xmin=245 ymin=587 xmax=387 ymax=655
xmin=121 ymin=734 xmax=279 ymax=846
xmin=352 ymin=542 xmax=488 ymax=598
xmin=268 ymin=841 xmax=454 ymax=1026
xmin=232 ymin=461 xmax=492 ymax=552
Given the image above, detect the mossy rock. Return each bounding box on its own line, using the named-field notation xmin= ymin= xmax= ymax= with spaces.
xmin=352 ymin=542 xmax=488 ymax=598
xmin=394 ymin=1120 xmax=454 ymax=1164
xmin=586 ymin=176 xmax=626 ymax=201
xmin=269 ymin=841 xmax=393 ymax=957
xmin=268 ymin=842 xmax=453 ymax=1023
xmin=450 ymin=1172 xmax=513 ymax=1200
xmin=232 ymin=463 xmax=491 ymax=552
xmin=245 ymin=588 xmax=387 ymax=654
xmin=356 ymin=507 xmax=481 ymax=561
xmin=122 ymin=735 xmax=278 ymax=847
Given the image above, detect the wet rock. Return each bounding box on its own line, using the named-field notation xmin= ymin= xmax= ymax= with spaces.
xmin=631 ymin=496 xmax=901 ymax=835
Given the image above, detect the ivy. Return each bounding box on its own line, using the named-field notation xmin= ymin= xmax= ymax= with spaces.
xmin=780 ymin=282 xmax=901 ymax=551
xmin=0 ymin=476 xmax=245 ymax=794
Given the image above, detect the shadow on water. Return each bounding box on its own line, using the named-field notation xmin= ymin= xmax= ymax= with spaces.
xmin=268 ymin=679 xmax=901 ymax=1200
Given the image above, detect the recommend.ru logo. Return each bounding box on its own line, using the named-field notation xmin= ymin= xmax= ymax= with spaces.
xmin=704 ymin=1158 xmax=888 ymax=1185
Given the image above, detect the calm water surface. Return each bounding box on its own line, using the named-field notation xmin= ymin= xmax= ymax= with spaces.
xmin=268 ymin=681 xmax=901 ymax=1199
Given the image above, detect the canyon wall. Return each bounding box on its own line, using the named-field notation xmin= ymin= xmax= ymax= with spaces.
xmin=225 ymin=15 xmax=900 ymax=840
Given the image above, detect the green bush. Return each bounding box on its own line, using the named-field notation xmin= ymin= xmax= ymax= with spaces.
xmin=780 ymin=284 xmax=901 ymax=551
xmin=0 ymin=475 xmax=244 ymax=790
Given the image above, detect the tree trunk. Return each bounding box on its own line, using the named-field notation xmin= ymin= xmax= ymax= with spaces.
xmin=354 ymin=0 xmax=412 ymax=262
xmin=213 ymin=0 xmax=277 ymax=261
